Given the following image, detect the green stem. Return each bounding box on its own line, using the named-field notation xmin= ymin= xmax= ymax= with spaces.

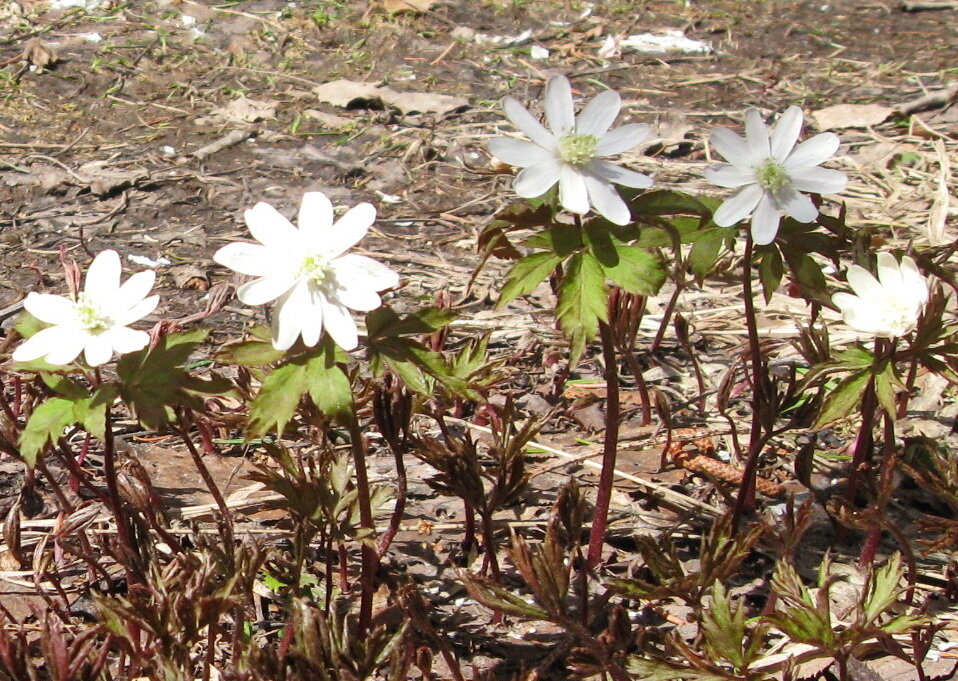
xmin=586 ymin=321 xmax=620 ymax=569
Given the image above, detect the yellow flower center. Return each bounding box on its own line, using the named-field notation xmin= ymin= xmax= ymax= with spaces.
xmin=558 ymin=132 xmax=599 ymax=165
xmin=299 ymin=253 xmax=330 ymax=285
xmin=756 ymin=159 xmax=790 ymax=192
xmin=76 ymin=294 xmax=112 ymax=333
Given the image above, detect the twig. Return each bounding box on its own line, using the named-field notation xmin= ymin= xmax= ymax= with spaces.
xmin=901 ymin=1 xmax=958 ymax=10
xmin=895 ymin=85 xmax=958 ymax=114
xmin=189 ymin=129 xmax=253 ymax=162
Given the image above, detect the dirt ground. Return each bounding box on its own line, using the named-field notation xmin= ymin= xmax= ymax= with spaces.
xmin=0 ymin=0 xmax=957 ymax=678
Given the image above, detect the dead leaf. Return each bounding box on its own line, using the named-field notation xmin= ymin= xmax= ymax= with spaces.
xmin=22 ymin=38 xmax=57 ymax=69
xmin=812 ymin=103 xmax=893 ymax=130
xmin=303 ymin=109 xmax=355 ymax=129
xmin=313 ymin=79 xmax=468 ymax=118
xmin=170 ymin=264 xmax=210 ymax=291
xmin=381 ymin=0 xmax=435 ymax=13
xmin=208 ymin=95 xmax=278 ymax=124
xmin=76 ymin=161 xmax=147 ymax=196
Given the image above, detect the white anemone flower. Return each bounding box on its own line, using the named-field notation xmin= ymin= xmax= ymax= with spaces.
xmin=213 ymin=192 xmax=399 ymax=352
xmin=13 ymin=250 xmax=159 ymax=367
xmin=488 ymin=75 xmax=653 ymax=226
xmin=832 ymin=253 xmax=929 ymax=339
xmin=705 ymin=106 xmax=847 ymax=245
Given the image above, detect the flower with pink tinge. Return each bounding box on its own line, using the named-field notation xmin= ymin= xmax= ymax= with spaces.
xmin=488 ymin=75 xmax=653 ymax=225
xmin=705 ymin=106 xmax=847 ymax=245
xmin=13 ymin=250 xmax=158 ymax=366
xmin=214 ymin=192 xmax=399 ymax=351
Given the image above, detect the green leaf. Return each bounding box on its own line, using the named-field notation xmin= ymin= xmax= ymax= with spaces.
xmin=626 ymin=657 xmax=727 ymax=681
xmin=20 ymin=398 xmax=76 ymax=468
xmin=497 ymin=252 xmax=563 ymax=307
xmin=756 ymin=246 xmax=784 ymax=303
xmin=602 ymin=245 xmax=667 ymax=296
xmin=688 ymin=227 xmax=734 ymax=281
xmin=556 ymin=252 xmax=608 ymax=366
xmin=305 ymin=343 xmax=353 ymax=420
xmin=41 ymin=374 xmax=89 ymax=400
xmin=815 ymin=369 xmax=870 ymax=427
xmin=782 ymin=250 xmax=832 ymax=307
xmin=117 ymin=329 xmax=231 ymax=430
xmin=872 ymin=359 xmax=901 ymax=420
xmin=248 ymin=361 xmax=308 ymax=438
xmin=366 ymin=306 xmax=477 ymax=400
xmin=522 ymin=223 xmax=582 ymax=256
xmin=216 ymin=331 xmax=286 ymax=367
xmin=702 ymin=581 xmax=746 ymax=670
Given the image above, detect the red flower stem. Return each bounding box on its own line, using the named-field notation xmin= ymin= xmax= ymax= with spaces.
xmin=731 ymin=235 xmax=768 ymax=530
xmin=347 ymin=416 xmax=377 ymax=635
xmin=586 ymin=321 xmax=620 ymax=569
xmin=844 ymin=377 xmax=877 ymax=507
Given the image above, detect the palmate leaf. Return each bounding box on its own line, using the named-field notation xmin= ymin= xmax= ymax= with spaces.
xmin=247 ymin=338 xmax=352 ymax=439
xmin=755 ymin=245 xmax=784 ymax=303
xmin=20 ymin=385 xmax=116 ymax=468
xmin=688 ymin=227 xmax=737 ymax=282
xmin=556 ymin=252 xmax=608 ymax=367
xmin=583 ymin=220 xmax=667 ymax=296
xmin=117 ymin=329 xmax=234 ymax=431
xmin=365 ymin=306 xmax=477 ymax=400
xmin=626 ymin=657 xmax=728 ymax=681
xmin=498 ymin=251 xmax=564 ymax=307
xmin=814 ymin=369 xmax=870 ymax=428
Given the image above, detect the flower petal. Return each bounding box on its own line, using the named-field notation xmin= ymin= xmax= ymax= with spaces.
xmin=13 ymin=326 xmax=79 ymax=364
xmin=329 ymin=283 xmax=382 ymax=312
xmin=596 ymin=123 xmax=650 ymax=156
xmin=488 ymin=137 xmax=554 ymax=168
xmin=576 ymin=89 xmax=620 ymax=138
xmin=770 ymin=106 xmax=803 ymax=162
xmin=845 ymin=264 xmax=882 ymax=299
xmin=788 ymin=166 xmax=847 ymax=195
xmin=329 ymin=253 xmax=399 ymax=292
xmin=237 ymin=273 xmax=298 ymax=306
xmin=245 ymin=202 xmax=300 ymax=250
xmin=298 ymin=192 xmax=334 ymax=242
xmin=712 ymin=183 xmax=763 ymax=227
xmin=591 ymin=160 xmax=653 ymax=189
xmin=320 ymin=293 xmax=358 ymax=351
xmin=84 ymin=250 xmax=121 ymax=301
xmin=899 ymin=256 xmax=929 ymax=305
xmin=84 ymin=335 xmax=115 ymax=367
xmin=213 ymin=242 xmax=279 ymax=277
xmin=279 ymin=280 xmax=316 ymax=347
xmin=710 ymin=127 xmax=750 ymax=165
xmin=23 ymin=293 xmax=76 ymax=325
xmin=833 ymin=293 xmax=882 ymax=335
xmin=502 ymin=97 xmax=556 ymax=150
xmin=558 ymin=165 xmax=589 ymax=214
xmin=116 ymin=270 xmax=156 ymax=313
xmin=744 ymin=108 xmax=771 ymax=163
xmin=544 ymin=75 xmax=575 ymax=136
xmin=750 ymin=193 xmax=783 ymax=245
xmin=514 ymin=158 xmax=561 ymax=198
xmin=583 ymin=174 xmax=630 ymax=225
xmin=704 ymin=163 xmax=756 ymax=188
xmin=43 ymin=332 xmax=88 ymax=365
xmin=784 ymin=132 xmax=839 ymax=169
xmin=116 ymin=294 xmax=159 ymax=326
xmin=267 ymin=288 xmax=299 ymax=351
xmin=104 ymin=327 xmax=150 ymax=355
xmin=323 ymin=203 xmax=376 ymax=258
xmin=776 ymin=187 xmax=818 ymax=223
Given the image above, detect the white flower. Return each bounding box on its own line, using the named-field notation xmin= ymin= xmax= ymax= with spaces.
xmin=832 ymin=253 xmax=928 ymax=339
xmin=488 ymin=75 xmax=653 ymax=226
xmin=705 ymin=106 xmax=847 ymax=245
xmin=213 ymin=192 xmax=399 ymax=351
xmin=13 ymin=250 xmax=158 ymax=366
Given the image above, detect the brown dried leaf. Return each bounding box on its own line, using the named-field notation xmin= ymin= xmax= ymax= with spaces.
xmin=314 ymin=79 xmax=468 ymax=118
xmin=812 ymin=103 xmax=893 ymax=130
xmin=382 ymin=0 xmax=436 ymax=12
